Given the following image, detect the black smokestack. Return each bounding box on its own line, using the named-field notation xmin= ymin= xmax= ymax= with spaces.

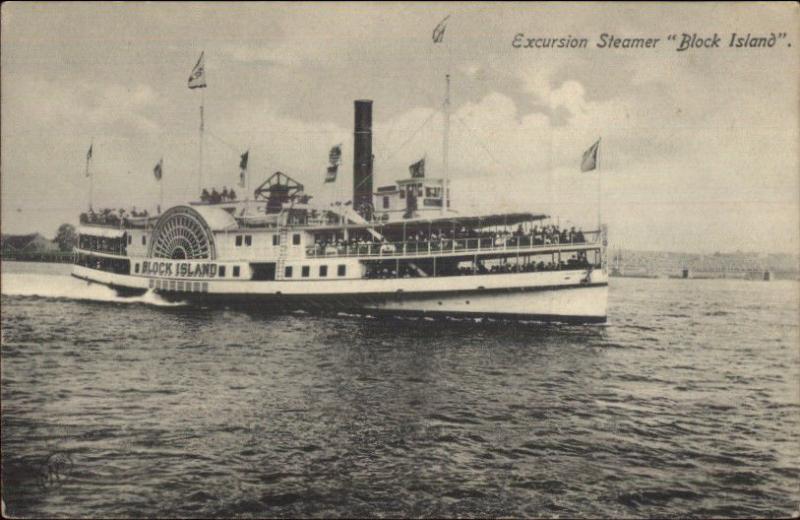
xmin=353 ymin=100 xmax=373 ymax=216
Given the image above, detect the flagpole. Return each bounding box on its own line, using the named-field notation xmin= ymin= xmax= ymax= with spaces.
xmin=442 ymin=73 xmax=450 ymax=216
xmin=88 ymin=157 xmax=93 ymax=211
xmin=597 ymin=137 xmax=602 ymax=231
xmin=199 ymin=88 xmax=205 ymax=198
xmin=86 ymin=141 xmax=94 ymax=210
xmin=159 ymin=162 xmax=164 ymax=214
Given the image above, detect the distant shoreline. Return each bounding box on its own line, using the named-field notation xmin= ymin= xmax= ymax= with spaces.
xmin=1 ymin=253 xmax=74 ymax=264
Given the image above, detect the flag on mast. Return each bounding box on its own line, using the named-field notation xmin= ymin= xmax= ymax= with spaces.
xmin=85 ymin=144 xmax=93 ymax=177
xmin=239 ymin=150 xmax=249 ymax=188
xmin=188 ymin=52 xmax=207 ymax=89
xmin=581 ymin=139 xmax=601 ymax=172
xmin=153 ymin=158 xmax=163 ymax=180
xmin=328 ymin=144 xmax=342 ymax=166
xmin=432 ymin=15 xmax=450 ymax=43
xmin=409 ymin=157 xmax=425 ymax=178
xmin=325 ymin=144 xmax=342 ymax=183
xmin=325 ymin=165 xmax=338 ymax=183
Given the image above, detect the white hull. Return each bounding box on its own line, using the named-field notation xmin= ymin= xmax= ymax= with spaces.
xmin=363 ymin=282 xmax=607 ymax=321
xmin=71 ymin=265 xmax=608 ymax=322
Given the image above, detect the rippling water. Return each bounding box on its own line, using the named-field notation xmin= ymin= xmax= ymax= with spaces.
xmin=2 ymin=262 xmax=798 ymax=518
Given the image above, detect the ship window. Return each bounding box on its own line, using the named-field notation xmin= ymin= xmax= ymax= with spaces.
xmin=319 ymin=265 xmax=328 ymax=277
xmin=218 ymin=266 xmax=226 ymax=277
xmin=383 ymin=196 xmax=390 ymax=209
xmin=142 ymin=236 xmax=146 ymax=245
xmin=235 ymin=235 xmax=243 ymax=246
xmin=285 ymin=266 xmax=293 ymax=278
xmin=233 ymin=266 xmax=240 ymax=277
xmin=273 ymin=234 xmax=280 ymax=246
xmin=245 ymin=235 xmax=252 ymax=246
xmin=134 ymin=263 xmax=140 ymax=273
xmin=338 ymin=264 xmax=346 ymax=276
xmin=399 ymin=190 xmax=405 ymax=199
xmin=293 ymin=234 xmax=301 ymax=246
xmin=302 ymin=265 xmax=310 ymax=278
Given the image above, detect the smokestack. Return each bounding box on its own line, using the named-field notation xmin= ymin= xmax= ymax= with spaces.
xmin=353 ymin=100 xmax=373 ymax=215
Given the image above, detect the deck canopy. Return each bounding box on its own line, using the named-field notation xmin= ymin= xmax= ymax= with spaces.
xmin=292 ymin=211 xmax=549 ymax=232
xmin=191 ymin=205 xmax=239 ymax=231
xmin=384 ymin=212 xmax=549 ymax=229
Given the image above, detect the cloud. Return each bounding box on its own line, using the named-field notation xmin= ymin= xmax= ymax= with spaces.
xmin=3 ymin=76 xmax=161 ymax=136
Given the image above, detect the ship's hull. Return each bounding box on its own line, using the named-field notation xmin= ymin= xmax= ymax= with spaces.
xmin=71 ymin=266 xmax=608 ymax=322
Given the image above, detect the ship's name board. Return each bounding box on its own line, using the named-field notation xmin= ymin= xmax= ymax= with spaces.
xmin=142 ymin=260 xmax=218 ymax=278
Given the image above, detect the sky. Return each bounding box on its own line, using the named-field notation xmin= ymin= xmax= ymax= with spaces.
xmin=2 ymin=2 xmax=798 ymax=254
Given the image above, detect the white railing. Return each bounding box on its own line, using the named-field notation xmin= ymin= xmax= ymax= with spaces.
xmin=306 ymin=232 xmax=601 ymax=259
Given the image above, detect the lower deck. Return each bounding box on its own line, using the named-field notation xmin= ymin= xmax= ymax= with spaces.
xmin=71 ymin=265 xmax=608 ymax=322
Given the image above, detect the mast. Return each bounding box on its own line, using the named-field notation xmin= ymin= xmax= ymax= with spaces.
xmin=442 ymin=73 xmax=450 ymax=216
xmin=199 ymin=88 xmax=205 ymax=196
xmin=86 ymin=141 xmax=94 ymax=210
xmin=88 ymin=158 xmax=93 ymax=211
xmin=597 ymin=136 xmax=602 ymax=230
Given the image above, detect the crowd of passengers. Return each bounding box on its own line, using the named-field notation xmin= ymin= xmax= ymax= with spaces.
xmin=78 ymin=235 xmax=127 ymax=255
xmin=200 ymin=187 xmax=237 ymax=204
xmin=310 ymin=224 xmax=588 ymax=256
xmin=80 ymin=207 xmax=150 ymax=225
xmin=401 ymin=224 xmax=587 ymax=246
xmin=365 ymin=253 xmax=593 ymax=279
xmin=75 ymin=254 xmax=129 ymax=274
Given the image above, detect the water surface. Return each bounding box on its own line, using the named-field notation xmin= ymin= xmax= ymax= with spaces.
xmin=2 ymin=262 xmax=798 ymax=518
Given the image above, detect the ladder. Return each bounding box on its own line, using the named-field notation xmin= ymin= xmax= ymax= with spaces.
xmin=332 ymin=206 xmax=385 ymax=242
xmin=275 ymin=219 xmax=290 ymax=280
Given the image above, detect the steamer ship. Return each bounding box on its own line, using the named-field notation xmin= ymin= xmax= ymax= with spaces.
xmin=73 ymin=76 xmax=608 ymax=322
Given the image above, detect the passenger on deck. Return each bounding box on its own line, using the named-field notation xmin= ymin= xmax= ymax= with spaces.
xmin=221 ymin=187 xmax=229 ymax=200
xmin=229 ymin=188 xmax=237 ymax=201
xmin=201 ymin=189 xmax=210 ymax=202
xmin=210 ymin=188 xmax=221 ymax=204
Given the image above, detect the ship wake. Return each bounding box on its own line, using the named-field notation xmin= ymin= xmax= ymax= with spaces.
xmin=1 ymin=273 xmax=184 ymax=307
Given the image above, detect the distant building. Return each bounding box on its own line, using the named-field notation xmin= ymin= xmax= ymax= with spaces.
xmin=1 ymin=233 xmax=59 ymax=255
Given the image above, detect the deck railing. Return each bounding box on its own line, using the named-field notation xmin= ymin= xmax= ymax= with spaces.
xmin=306 ymin=232 xmax=601 ymax=259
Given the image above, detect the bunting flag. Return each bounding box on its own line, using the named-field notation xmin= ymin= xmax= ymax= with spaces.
xmin=325 ymin=144 xmax=342 ymax=183
xmin=581 ymin=139 xmax=601 ymax=172
xmin=325 ymin=165 xmax=338 ymax=183
xmin=409 ymin=157 xmax=425 ymax=178
xmin=188 ymin=51 xmax=207 ymax=89
xmin=85 ymin=144 xmax=93 ymax=177
xmin=432 ymin=15 xmax=450 ymax=43
xmin=328 ymin=144 xmax=342 ymax=166
xmin=239 ymin=150 xmax=249 ymax=188
xmin=153 ymin=158 xmax=163 ymax=181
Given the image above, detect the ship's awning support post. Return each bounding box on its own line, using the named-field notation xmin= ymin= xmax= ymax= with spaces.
xmin=402 ymin=221 xmax=406 ymax=255
xmin=428 ymin=221 xmax=431 ymax=255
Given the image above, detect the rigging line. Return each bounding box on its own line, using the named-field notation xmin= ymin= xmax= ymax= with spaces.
xmin=206 ymin=130 xmax=246 ymax=155
xmin=453 ymin=115 xmax=512 ymax=174
xmin=379 ymin=109 xmax=438 ymax=164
